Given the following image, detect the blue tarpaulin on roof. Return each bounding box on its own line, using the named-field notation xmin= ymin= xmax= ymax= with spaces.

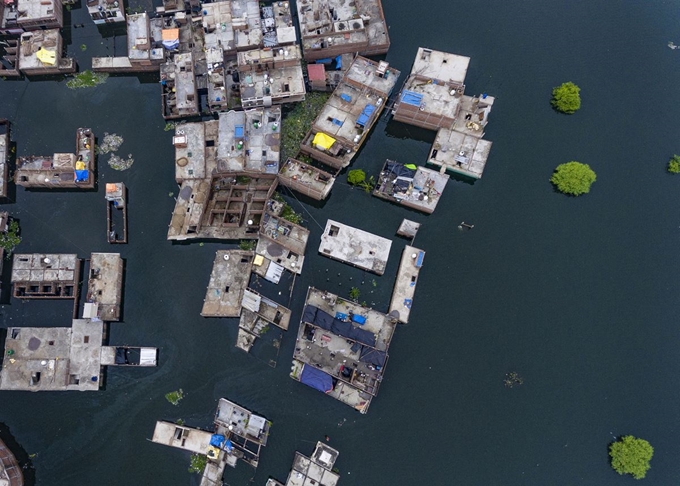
xmin=335 ymin=55 xmax=342 ymax=70
xmin=352 ymin=314 xmax=366 ymax=325
xmin=225 ymin=439 xmax=233 ymax=452
xmin=75 ymin=170 xmax=88 ymax=182
xmin=356 ymin=104 xmax=376 ymax=128
xmin=210 ymin=434 xmax=225 ymax=447
xmin=315 ymin=57 xmax=333 ymax=64
xmin=340 ymin=93 xmax=352 ymax=103
xmin=235 ymin=125 xmax=244 ymax=138
xmin=300 ymin=365 xmax=333 ymax=393
xmin=401 ymin=90 xmax=423 ymax=107
xmin=331 ymin=118 xmax=343 ymax=127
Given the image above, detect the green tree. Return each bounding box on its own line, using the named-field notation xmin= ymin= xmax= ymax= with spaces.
xmin=609 ymin=436 xmax=653 ymax=480
xmin=668 ymin=154 xmax=680 ymax=174
xmin=347 ymin=169 xmax=366 ymax=185
xmin=551 ymin=82 xmax=581 ymax=114
xmin=0 ymin=220 xmax=22 ymax=257
xmin=550 ymin=161 xmax=596 ymax=196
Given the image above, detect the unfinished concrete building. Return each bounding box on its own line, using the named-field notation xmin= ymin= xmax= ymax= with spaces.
xmin=277 ymin=158 xmax=335 ymax=201
xmin=84 ymin=253 xmax=124 ymax=322
xmin=152 ymin=397 xmax=270 ymax=486
xmin=161 ymin=52 xmax=200 ymax=119
xmin=318 ymin=219 xmax=391 ymax=275
xmin=0 ymin=120 xmax=9 ymax=198
xmin=237 ymin=45 xmax=305 ymax=108
xmin=92 ymin=13 xmax=164 ymax=73
xmin=392 ymin=48 xmax=496 ymax=179
xmin=173 ymin=121 xmax=218 ymax=184
xmin=373 ymin=159 xmax=449 ymax=214
xmin=237 ymin=287 xmax=291 ymax=352
xmin=201 ymin=250 xmax=254 ymax=317
xmin=299 ymin=57 xmax=400 ymax=171
xmin=291 ymin=287 xmax=397 ymax=414
xmin=15 ymin=127 xmax=94 ymax=189
xmin=296 ymin=0 xmax=389 ymax=60
xmin=11 ymin=253 xmax=79 ymax=300
xmin=0 ymin=319 xmax=157 ymax=392
xmin=256 ymin=200 xmax=308 ymax=274
xmin=267 ymin=442 xmax=340 ymax=486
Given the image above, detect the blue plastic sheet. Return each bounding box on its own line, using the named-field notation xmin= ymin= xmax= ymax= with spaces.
xmin=75 ymin=170 xmax=89 ymax=182
xmin=356 ymin=104 xmax=376 ymax=127
xmin=300 ymin=365 xmax=333 ymax=393
xmin=401 ymin=90 xmax=423 ymax=107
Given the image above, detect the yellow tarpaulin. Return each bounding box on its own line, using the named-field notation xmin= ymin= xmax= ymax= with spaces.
xmin=76 ymin=161 xmax=86 ymax=170
xmin=313 ymin=132 xmax=335 ymax=151
xmin=253 ymin=254 xmax=265 ymax=266
xmin=36 ymin=47 xmax=56 ymax=66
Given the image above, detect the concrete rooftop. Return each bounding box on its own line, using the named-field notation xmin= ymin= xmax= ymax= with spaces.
xmin=318 ymin=220 xmax=391 ymax=275
xmin=410 ymin=47 xmax=470 ymax=84
xmin=202 ymin=250 xmax=254 ymax=317
xmin=428 ymin=127 xmax=493 ymax=179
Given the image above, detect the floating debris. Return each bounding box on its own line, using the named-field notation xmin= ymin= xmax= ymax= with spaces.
xmin=97 ymin=132 xmax=124 ymax=154
xmin=504 ymin=371 xmax=524 ymax=388
xmin=108 ymin=153 xmax=134 ymax=171
xmin=669 ymin=41 xmax=679 ymax=50
xmin=66 ymin=70 xmax=108 ymax=89
xmin=165 ymin=388 xmax=184 ymax=405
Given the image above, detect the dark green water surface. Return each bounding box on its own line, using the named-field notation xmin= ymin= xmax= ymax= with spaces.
xmin=2 ymin=1 xmax=680 ymax=484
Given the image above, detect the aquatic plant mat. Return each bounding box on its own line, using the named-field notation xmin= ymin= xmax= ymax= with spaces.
xmin=66 ymin=70 xmax=108 ymax=89
xmin=281 ymin=92 xmax=330 ymax=162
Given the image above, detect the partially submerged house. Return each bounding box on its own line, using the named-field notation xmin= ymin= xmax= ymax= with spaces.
xmin=11 ymin=253 xmax=79 ymax=300
xmin=161 ymin=52 xmax=199 ymax=119
xmin=318 ymin=219 xmax=391 ymax=275
xmin=15 ymin=128 xmax=95 ymax=189
xmin=266 ymin=441 xmax=340 ymax=486
xmin=388 ymin=246 xmax=425 ymax=324
xmin=14 ymin=0 xmax=63 ymax=30
xmin=296 ymin=0 xmax=389 ymax=60
xmin=0 ymin=318 xmax=157 ymax=391
xmin=152 ymin=397 xmax=270 ymax=485
xmin=86 ymin=0 xmax=125 ymax=25
xmin=201 ymin=250 xmax=254 ymax=317
xmin=299 ymin=57 xmax=399 ymax=171
xmin=392 ymin=47 xmax=495 ymax=179
xmin=291 ymin=287 xmax=397 ymax=414
xmin=92 ymin=13 xmax=164 ymax=72
xmin=4 ymin=28 xmax=76 ymax=76
xmin=237 ymin=287 xmax=291 ymax=352
xmin=373 ymin=159 xmax=449 ymax=214
xmin=237 ymin=45 xmax=305 ymax=108
xmin=0 ymin=437 xmax=23 ymax=486
xmin=277 ymin=158 xmax=335 ymax=201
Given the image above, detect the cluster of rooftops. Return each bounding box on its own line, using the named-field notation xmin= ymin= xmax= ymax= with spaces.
xmin=0 ymin=0 xmax=500 ymax=482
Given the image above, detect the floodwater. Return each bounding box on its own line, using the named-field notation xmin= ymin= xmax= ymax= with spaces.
xmin=2 ymin=1 xmax=680 ymax=484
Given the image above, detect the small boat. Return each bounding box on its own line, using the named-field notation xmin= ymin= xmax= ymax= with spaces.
xmin=105 ymin=182 xmax=128 ymax=244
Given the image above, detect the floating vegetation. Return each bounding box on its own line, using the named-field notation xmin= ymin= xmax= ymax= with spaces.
xmin=0 ymin=220 xmax=22 ymax=258
xmin=164 ymin=120 xmax=185 ymax=132
xmin=96 ymin=132 xmax=124 ymax=154
xmin=66 ymin=70 xmax=108 ymax=89
xmin=349 ymin=287 xmax=360 ymax=301
xmin=188 ymin=453 xmax=207 ymax=474
xmin=165 ymin=388 xmax=184 ymax=405
xmin=108 ymin=153 xmax=134 ymax=171
xmin=281 ymin=92 xmax=330 ymax=162
xmin=80 ymin=44 xmax=87 ymax=51
xmin=504 ymin=372 xmax=524 ymax=388
xmin=175 ymin=418 xmax=185 ymax=425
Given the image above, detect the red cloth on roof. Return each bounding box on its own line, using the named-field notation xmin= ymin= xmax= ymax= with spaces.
xmin=307 ymin=64 xmax=326 ymax=81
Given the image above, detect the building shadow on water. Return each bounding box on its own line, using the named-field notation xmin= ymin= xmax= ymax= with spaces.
xmin=384 ymin=119 xmax=436 ymax=144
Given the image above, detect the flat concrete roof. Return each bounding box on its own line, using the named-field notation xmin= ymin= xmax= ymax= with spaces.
xmin=216 ymin=109 xmax=281 ymax=173
xmin=18 ymin=29 xmax=62 ymax=70
xmin=373 ymin=160 xmax=449 ymax=214
xmin=240 ymin=287 xmax=291 ymax=330
xmin=12 ymin=253 xmax=78 ymax=283
xmin=86 ymin=253 xmax=124 ymax=322
xmin=0 ymin=319 xmax=103 ymax=391
xmin=257 ymin=210 xmax=308 ymax=274
xmin=389 ymin=246 xmax=424 ymax=324
xmin=318 ymin=220 xmax=391 ymax=275
xmin=428 ymin=128 xmax=493 ymax=179
xmin=214 ymin=397 xmax=270 ymax=445
xmin=16 ymin=0 xmax=58 ymax=22
xmin=345 ymin=57 xmax=400 ymax=97
xmin=151 ymin=421 xmax=213 ymax=454
xmin=201 ymin=250 xmax=254 ymax=317
xmin=397 ymin=219 xmax=420 ymax=239
xmin=0 ymin=124 xmax=8 ymax=198
xmin=174 ymin=121 xmax=219 ymax=183
xmin=278 ymin=158 xmax=335 ymax=200
xmin=410 ymin=47 xmax=470 ymax=84
xmin=286 ymin=443 xmax=340 ymax=486
xmin=127 ymin=13 xmax=151 ymax=60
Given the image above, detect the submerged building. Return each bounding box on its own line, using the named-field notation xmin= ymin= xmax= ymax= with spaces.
xmin=299 ymin=57 xmax=399 ymax=171
xmin=291 ymin=287 xmax=397 ymax=414
xmin=92 ymin=13 xmax=164 ymax=72
xmin=152 ymin=397 xmax=270 ymax=485
xmin=0 ymin=28 xmax=76 ymax=76
xmin=373 ymin=159 xmax=449 ymax=214
xmin=267 ymin=441 xmax=340 ymax=486
xmin=296 ymin=0 xmax=389 ymax=60
xmin=392 ymin=47 xmax=495 ymax=179
xmin=0 ymin=120 xmax=9 ymax=198
xmin=15 ymin=128 xmax=95 ymax=189
xmin=0 ymin=319 xmax=157 ymax=391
